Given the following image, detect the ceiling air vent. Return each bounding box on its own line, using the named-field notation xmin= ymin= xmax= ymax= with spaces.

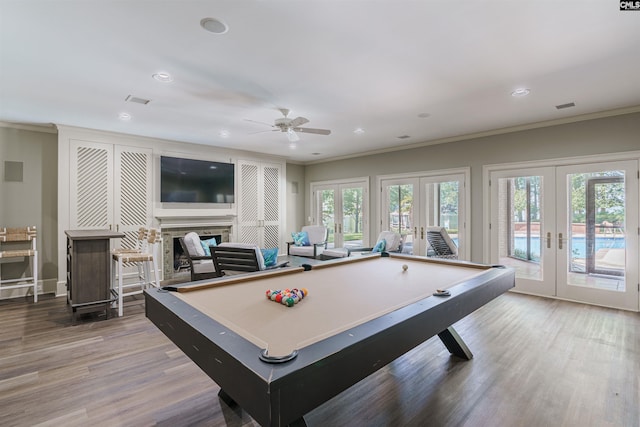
xmin=125 ymin=95 xmax=151 ymax=105
xmin=397 ymin=135 xmax=411 ymax=139
xmin=555 ymin=102 xmax=575 ymax=110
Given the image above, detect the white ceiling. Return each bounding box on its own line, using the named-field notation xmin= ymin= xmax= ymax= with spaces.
xmin=1 ymin=1 xmax=639 ymax=163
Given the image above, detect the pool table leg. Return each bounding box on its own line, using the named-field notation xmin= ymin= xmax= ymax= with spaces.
xmin=438 ymin=326 xmax=473 ymax=360
xmin=217 ymin=389 xmax=238 ymax=407
xmin=218 ymin=389 xmax=308 ymax=426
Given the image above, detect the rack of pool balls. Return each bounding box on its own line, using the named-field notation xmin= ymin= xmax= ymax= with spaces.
xmin=265 ymin=288 xmax=308 ymax=307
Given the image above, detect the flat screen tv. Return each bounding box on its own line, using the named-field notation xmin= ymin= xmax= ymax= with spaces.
xmin=161 ymin=156 xmax=235 ymax=204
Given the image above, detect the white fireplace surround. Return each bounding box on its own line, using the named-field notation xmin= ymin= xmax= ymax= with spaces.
xmin=156 ymin=215 xmax=235 ymax=281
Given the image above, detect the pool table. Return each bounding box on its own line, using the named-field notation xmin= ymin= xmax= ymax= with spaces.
xmin=145 ymin=253 xmax=514 ymax=427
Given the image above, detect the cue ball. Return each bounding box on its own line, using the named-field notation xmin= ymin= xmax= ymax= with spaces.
xmin=402 ymin=264 xmax=408 ymax=272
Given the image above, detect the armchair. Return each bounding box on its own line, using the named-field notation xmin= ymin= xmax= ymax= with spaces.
xmin=287 ymin=225 xmax=328 ymax=258
xmin=358 ymin=231 xmax=404 ymax=253
xmin=179 ymin=232 xmax=218 ymax=281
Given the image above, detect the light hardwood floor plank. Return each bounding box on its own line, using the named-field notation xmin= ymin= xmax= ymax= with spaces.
xmin=0 ymin=292 xmax=638 ymax=427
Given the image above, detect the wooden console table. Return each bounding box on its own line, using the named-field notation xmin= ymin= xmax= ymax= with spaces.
xmin=65 ymin=229 xmax=124 ymax=321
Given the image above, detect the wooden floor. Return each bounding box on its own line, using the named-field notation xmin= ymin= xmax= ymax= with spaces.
xmin=1 ymin=292 xmax=638 ymax=427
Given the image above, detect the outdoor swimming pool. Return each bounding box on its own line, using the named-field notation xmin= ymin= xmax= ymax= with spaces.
xmin=513 ymin=236 xmax=625 ymax=258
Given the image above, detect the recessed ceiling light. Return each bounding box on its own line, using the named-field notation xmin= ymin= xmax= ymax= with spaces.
xmin=200 ymin=17 xmax=229 ymax=34
xmin=152 ymin=72 xmax=173 ymax=83
xmin=354 ymin=128 xmax=365 ymax=134
xmin=511 ymin=88 xmax=531 ymax=97
xmin=288 ymin=142 xmax=297 ymax=149
xmin=219 ymin=130 xmax=230 ymax=138
xmin=119 ymin=112 xmax=131 ymax=121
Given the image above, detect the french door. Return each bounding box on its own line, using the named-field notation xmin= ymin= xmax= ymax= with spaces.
xmin=490 ymin=160 xmax=639 ymax=310
xmin=380 ymin=172 xmax=468 ymax=259
xmin=312 ymin=179 xmax=368 ymax=249
xmin=556 ymin=161 xmax=638 ymax=310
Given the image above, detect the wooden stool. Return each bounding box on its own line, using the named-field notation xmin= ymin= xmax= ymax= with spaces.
xmin=0 ymin=226 xmax=38 ymax=302
xmin=111 ymin=228 xmax=160 ymax=316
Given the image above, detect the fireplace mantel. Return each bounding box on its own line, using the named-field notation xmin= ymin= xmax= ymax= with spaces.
xmin=155 ymin=215 xmax=236 ymax=229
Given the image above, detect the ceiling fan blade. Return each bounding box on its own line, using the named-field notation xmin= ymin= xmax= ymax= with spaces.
xmin=249 ymin=129 xmax=278 ymax=135
xmin=289 ymin=116 xmax=309 ymax=127
xmin=244 ymin=118 xmax=274 ymax=127
xmin=287 ymin=128 xmax=300 ymax=142
xmin=294 ymin=127 xmax=331 ymax=135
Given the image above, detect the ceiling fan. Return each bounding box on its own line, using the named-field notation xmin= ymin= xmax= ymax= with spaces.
xmin=247 ymin=108 xmax=331 ymax=142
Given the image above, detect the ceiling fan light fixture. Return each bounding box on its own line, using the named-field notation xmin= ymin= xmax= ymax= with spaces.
xmin=287 ymin=128 xmax=300 ymax=142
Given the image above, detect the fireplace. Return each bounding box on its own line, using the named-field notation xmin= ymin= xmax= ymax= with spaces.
xmin=161 ymin=225 xmax=232 ymax=281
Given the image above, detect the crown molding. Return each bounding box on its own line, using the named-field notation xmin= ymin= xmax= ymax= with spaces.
xmin=304 ymin=105 xmax=640 ymax=165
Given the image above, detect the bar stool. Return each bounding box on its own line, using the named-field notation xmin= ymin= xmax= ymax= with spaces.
xmin=111 ymin=228 xmax=160 ymax=317
xmin=0 ymin=226 xmax=38 ymax=302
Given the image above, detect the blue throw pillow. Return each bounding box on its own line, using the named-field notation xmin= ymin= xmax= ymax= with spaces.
xmin=261 ymin=248 xmax=279 ymax=267
xmin=200 ymin=238 xmax=218 ymax=256
xmin=372 ymin=239 xmax=386 ymax=253
xmin=292 ymin=231 xmax=310 ymax=246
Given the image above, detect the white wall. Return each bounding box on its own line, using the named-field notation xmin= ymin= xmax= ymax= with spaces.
xmin=0 ymin=125 xmax=58 ymax=296
xmin=304 ymin=112 xmax=640 ymax=263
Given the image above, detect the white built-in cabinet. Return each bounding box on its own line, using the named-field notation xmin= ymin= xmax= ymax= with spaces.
xmin=237 ymin=160 xmax=284 ymax=250
xmin=69 ymin=140 xmax=152 ymax=250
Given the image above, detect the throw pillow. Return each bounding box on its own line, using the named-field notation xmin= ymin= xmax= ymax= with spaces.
xmin=372 ymin=239 xmax=386 ymax=253
xmin=261 ymin=248 xmax=279 ymax=267
xmin=200 ymin=238 xmax=218 ymax=256
xmin=292 ymin=231 xmax=310 ymax=246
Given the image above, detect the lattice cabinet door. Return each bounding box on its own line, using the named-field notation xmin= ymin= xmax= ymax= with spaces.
xmin=261 ymin=164 xmax=282 ymax=249
xmin=113 ymin=146 xmax=152 ymax=250
xmin=69 ymin=140 xmax=114 ymax=230
xmin=70 ymin=141 xmax=152 ymax=254
xmin=237 ymin=160 xmax=284 ymax=251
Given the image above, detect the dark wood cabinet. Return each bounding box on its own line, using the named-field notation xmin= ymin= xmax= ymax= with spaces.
xmin=65 ymin=230 xmax=124 ymax=321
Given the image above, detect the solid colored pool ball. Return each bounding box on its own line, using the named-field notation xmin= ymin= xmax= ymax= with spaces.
xmin=402 ymin=264 xmax=408 ymax=272
xmin=275 ymin=294 xmax=283 ymax=303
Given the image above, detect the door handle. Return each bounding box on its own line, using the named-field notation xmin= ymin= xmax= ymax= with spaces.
xmin=414 ymin=227 xmax=418 ymax=238
xmin=558 ymin=232 xmax=565 ymax=250
xmin=420 ymin=227 xmax=424 ymax=240
xmin=546 ymin=232 xmax=551 ymax=249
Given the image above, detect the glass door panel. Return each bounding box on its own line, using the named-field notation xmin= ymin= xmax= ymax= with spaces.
xmin=341 ymin=186 xmax=364 ymax=248
xmin=421 ymin=175 xmax=466 ymax=259
xmin=557 ymin=161 xmax=638 ymax=310
xmin=490 ymin=167 xmax=556 ymax=296
xmin=383 ymin=180 xmax=417 ymax=254
xmin=319 ymin=188 xmax=336 ymax=248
